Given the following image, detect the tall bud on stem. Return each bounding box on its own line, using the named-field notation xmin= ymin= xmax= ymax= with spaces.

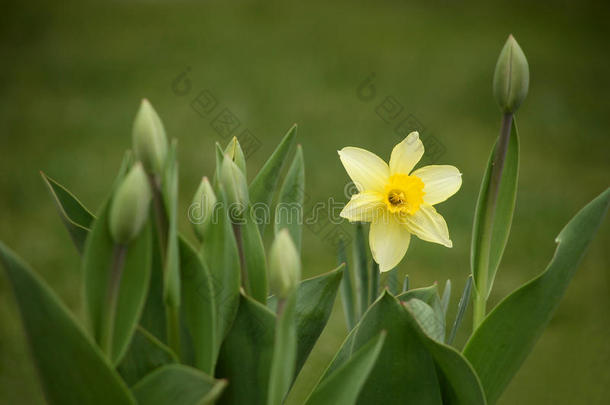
xmin=472 ymin=35 xmax=528 ymax=329
xmin=269 ymin=229 xmax=301 ymax=303
xmin=132 ymin=99 xmax=168 ymax=178
xmin=493 ymin=35 xmax=529 ymax=114
xmin=109 ymin=162 xmax=152 ymax=245
xmin=190 ymin=176 xmax=217 ymax=242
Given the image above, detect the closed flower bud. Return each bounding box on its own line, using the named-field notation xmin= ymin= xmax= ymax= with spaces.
xmin=220 ymin=154 xmax=249 ymax=216
xmin=190 ymin=177 xmax=217 ymax=241
xmin=269 ymin=229 xmax=301 ymax=299
xmin=109 ymin=162 xmax=152 ymax=244
xmin=224 ymin=136 xmax=247 ymax=175
xmin=132 ymin=99 xmax=168 ymax=176
xmin=493 ymin=35 xmax=529 ymax=114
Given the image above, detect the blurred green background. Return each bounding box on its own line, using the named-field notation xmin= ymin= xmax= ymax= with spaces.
xmin=1 ymin=0 xmax=608 ymax=403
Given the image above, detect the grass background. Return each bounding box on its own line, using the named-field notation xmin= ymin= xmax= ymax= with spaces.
xmin=1 ymin=0 xmax=609 ymax=403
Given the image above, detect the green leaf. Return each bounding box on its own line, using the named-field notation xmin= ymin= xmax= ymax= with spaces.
xmin=441 ymin=279 xmax=451 ymax=316
xmin=403 ymin=298 xmax=445 ymax=343
xmin=201 ymin=190 xmax=241 ymax=345
xmin=213 ymin=142 xmax=224 ymax=189
xmin=40 ymin=172 xmax=95 ymax=253
xmin=323 ymin=292 xmax=443 ymax=404
xmin=249 ymin=124 xmax=297 ymax=233
xmin=304 ymin=331 xmax=386 ymax=405
xmin=83 ymin=199 xmax=152 ymax=364
xmin=267 ymin=266 xmax=344 ymax=377
xmin=161 ymin=140 xmax=182 ymax=356
xmin=447 ymin=275 xmax=473 ymax=346
xmin=267 ymin=291 xmax=298 ymax=405
xmin=118 ymin=326 xmax=178 ymax=387
xmin=353 ymin=222 xmax=369 ymax=317
xmin=216 ymin=294 xmax=276 ymax=405
xmin=274 ymin=145 xmax=305 ymax=251
xmin=464 ymin=188 xmax=610 ymax=404
xmin=0 ymin=242 xmax=136 ymax=405
xmin=179 ymin=236 xmax=217 ymax=374
xmin=369 ymin=260 xmax=379 ymax=304
xmin=338 ymin=237 xmax=356 ymax=331
xmin=402 ymin=300 xmax=486 ymax=405
xmin=139 ymin=221 xmax=168 ymax=343
xmin=397 ymin=284 xmax=446 ymax=342
xmin=471 ymin=118 xmax=519 ymax=299
xmin=132 ymin=364 xmax=227 ymax=405
xmin=242 ymin=208 xmax=268 ymax=303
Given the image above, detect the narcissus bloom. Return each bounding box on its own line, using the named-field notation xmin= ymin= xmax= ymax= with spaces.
xmin=339 ymin=132 xmax=462 ymax=272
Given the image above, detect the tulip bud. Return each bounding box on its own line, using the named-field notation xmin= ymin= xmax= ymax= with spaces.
xmin=493 ymin=35 xmax=529 ymax=114
xmin=269 ymin=229 xmax=301 ymax=299
xmin=132 ymin=99 xmax=168 ymax=176
xmin=224 ymin=137 xmax=247 ymax=175
xmin=109 ymin=162 xmax=152 ymax=244
xmin=220 ymin=154 xmax=249 ymax=217
xmin=190 ymin=177 xmax=217 ymax=241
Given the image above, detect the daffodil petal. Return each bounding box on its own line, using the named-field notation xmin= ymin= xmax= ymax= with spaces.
xmin=338 ymin=147 xmax=390 ymax=193
xmin=412 ymin=165 xmax=462 ymax=205
xmin=340 ymin=192 xmax=385 ymax=222
xmin=389 ymin=132 xmax=424 ymax=175
xmin=369 ymin=215 xmax=411 ymax=272
xmin=402 ymin=204 xmax=452 ymax=247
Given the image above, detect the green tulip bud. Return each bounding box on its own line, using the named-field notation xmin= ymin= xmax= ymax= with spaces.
xmin=109 ymin=162 xmax=152 ymax=244
xmin=269 ymin=229 xmax=301 ymax=299
xmin=224 ymin=136 xmax=247 ymax=175
xmin=132 ymin=99 xmax=168 ymax=176
xmin=190 ymin=176 xmax=217 ymax=241
xmin=220 ymin=154 xmax=249 ymax=216
xmin=493 ymin=35 xmax=529 ymax=114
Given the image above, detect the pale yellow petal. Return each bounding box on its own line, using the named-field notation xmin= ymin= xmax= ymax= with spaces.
xmin=340 ymin=192 xmax=385 ymax=222
xmin=338 ymin=147 xmax=389 ymax=193
xmin=402 ymin=204 xmax=452 ymax=247
xmin=389 ymin=131 xmax=424 ymax=175
xmin=369 ymin=215 xmax=411 ymax=272
xmin=412 ymin=165 xmax=462 ymax=205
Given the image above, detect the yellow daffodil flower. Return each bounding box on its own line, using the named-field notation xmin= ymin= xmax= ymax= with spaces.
xmin=338 ymin=132 xmax=462 ymax=272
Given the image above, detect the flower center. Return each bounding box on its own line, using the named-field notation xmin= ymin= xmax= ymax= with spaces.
xmin=384 ymin=174 xmax=425 ymax=215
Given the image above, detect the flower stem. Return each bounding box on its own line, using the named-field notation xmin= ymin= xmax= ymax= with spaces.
xmin=100 ymin=244 xmax=127 ymax=357
xmin=473 ymin=112 xmax=513 ymax=330
xmin=232 ymin=223 xmax=250 ymax=293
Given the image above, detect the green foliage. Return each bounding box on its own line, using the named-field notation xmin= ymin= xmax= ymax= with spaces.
xmin=0 ymin=242 xmax=136 ymax=405
xmin=249 ymin=124 xmax=297 ymax=233
xmin=83 ymin=197 xmax=152 ymax=364
xmin=274 ymin=145 xmax=305 ymax=251
xmin=216 ymin=294 xmax=276 ymax=405
xmin=464 ymin=188 xmax=610 ymax=404
xmin=118 ymin=327 xmax=178 ymax=387
xmin=304 ymin=332 xmax=386 ymax=405
xmin=132 ymin=364 xmax=226 ymax=405
xmin=40 ymin=172 xmax=95 ymax=253
xmin=471 ymin=118 xmax=519 ymax=300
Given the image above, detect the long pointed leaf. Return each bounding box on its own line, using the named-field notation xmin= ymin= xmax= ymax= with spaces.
xmin=274 ymin=145 xmax=305 ymax=251
xmin=0 ymin=242 xmax=136 ymax=405
xmin=118 ymin=326 xmax=178 ymax=387
xmin=338 ymin=237 xmax=356 ymax=330
xmin=132 ymin=364 xmax=226 ymax=405
xmin=40 ymin=172 xmax=95 ymax=253
xmin=242 ymin=208 xmax=268 ymax=303
xmin=267 ymin=266 xmax=344 ymax=377
xmin=464 ymin=188 xmax=610 ymax=404
xmin=179 ymin=236 xmax=216 ymax=373
xmin=216 ymin=294 xmax=276 ymax=405
xmin=249 ymin=124 xmax=297 ymax=233
xmin=304 ymin=331 xmax=386 ymax=405
xmin=471 ymin=118 xmax=519 ymax=298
